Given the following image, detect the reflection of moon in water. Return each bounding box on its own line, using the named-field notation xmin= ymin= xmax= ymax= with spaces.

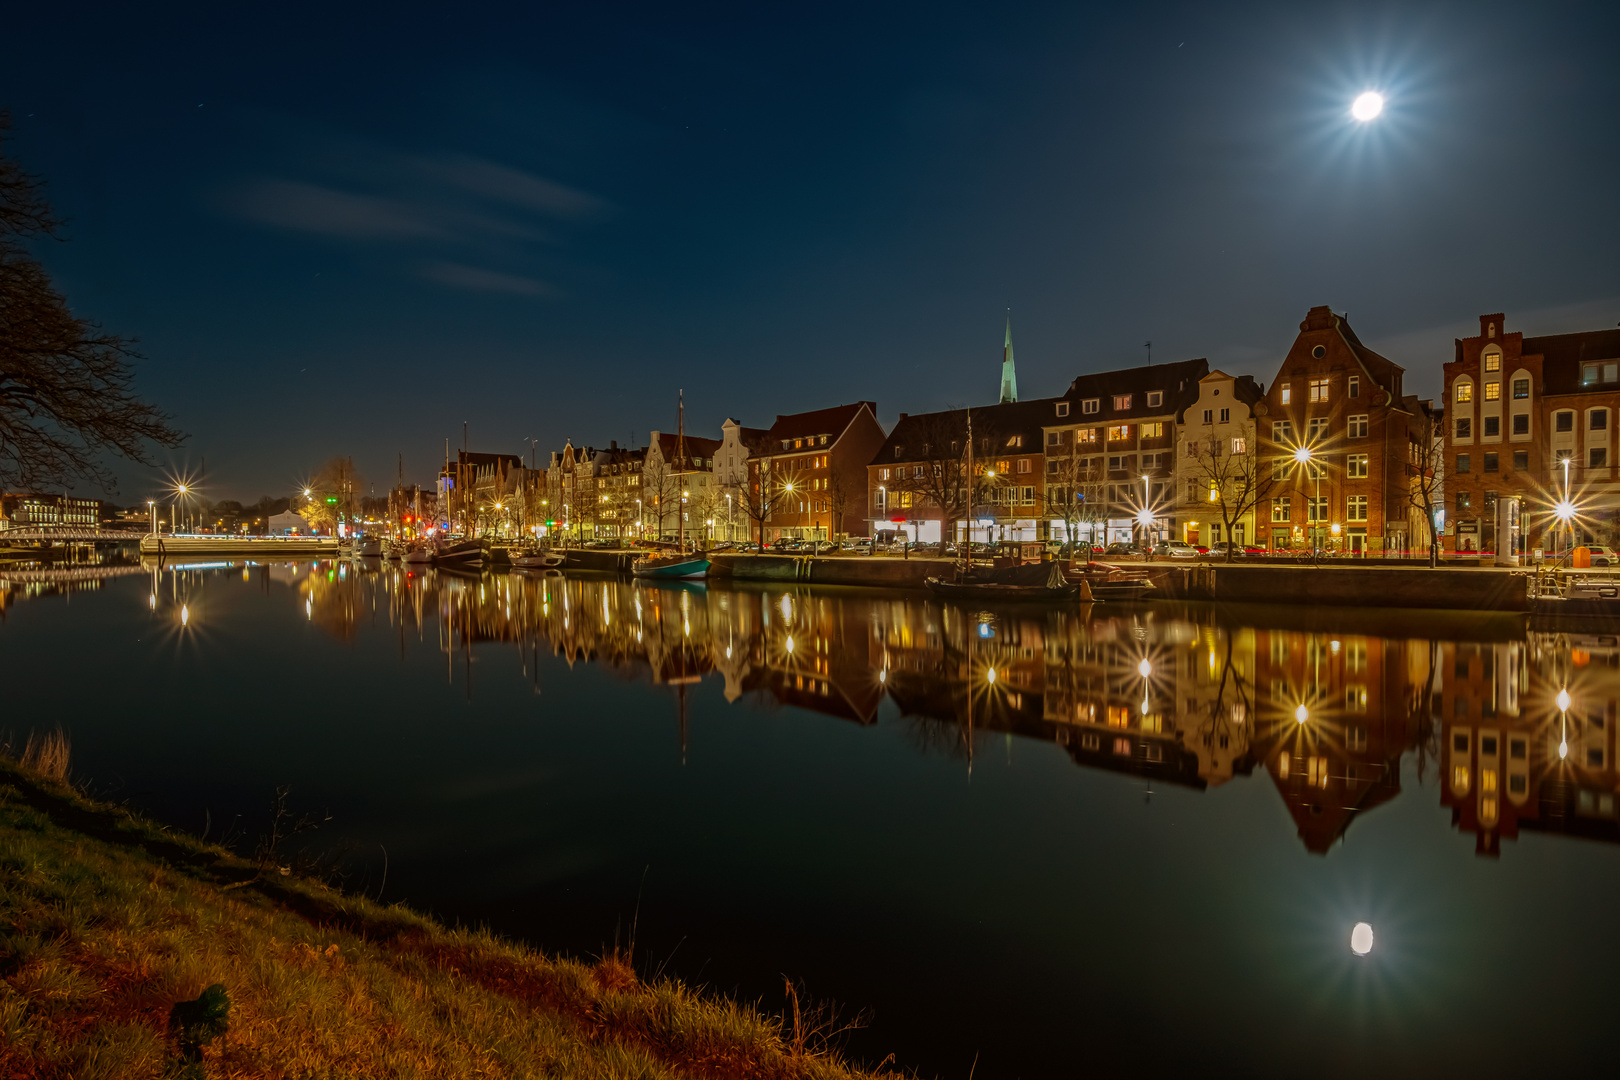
xmin=1137 ymin=658 xmax=1152 ymax=677
xmin=1351 ymin=91 xmax=1384 ymax=121
xmin=1351 ymin=922 xmax=1374 ymax=955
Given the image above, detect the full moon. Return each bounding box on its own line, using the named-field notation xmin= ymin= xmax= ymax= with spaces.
xmin=1351 ymin=922 xmax=1375 ymax=955
xmin=1351 ymin=91 xmax=1384 ymax=121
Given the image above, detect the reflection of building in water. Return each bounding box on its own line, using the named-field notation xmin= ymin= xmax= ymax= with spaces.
xmin=1440 ymin=637 xmax=1620 ymax=855
xmin=286 ymin=565 xmax=1620 ymax=858
xmin=1248 ymin=628 xmax=1427 ymax=854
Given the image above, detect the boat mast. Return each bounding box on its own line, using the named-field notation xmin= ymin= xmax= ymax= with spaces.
xmin=676 ymin=390 xmax=686 ymax=556
xmin=963 ymin=408 xmax=973 ymax=575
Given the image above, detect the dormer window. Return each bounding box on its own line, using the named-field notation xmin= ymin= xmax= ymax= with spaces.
xmin=1056 ymin=402 xmax=1070 ymax=418
xmin=1113 ymin=394 xmax=1132 ymax=410
xmin=1146 ymin=391 xmax=1163 ymax=408
xmin=1082 ymin=398 xmax=1100 ymax=414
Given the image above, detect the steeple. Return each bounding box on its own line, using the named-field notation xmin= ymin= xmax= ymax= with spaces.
xmin=999 ymin=311 xmax=1019 ymax=404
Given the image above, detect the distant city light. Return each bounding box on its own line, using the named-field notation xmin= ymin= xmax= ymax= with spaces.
xmin=1350 ymin=922 xmax=1374 ymax=955
xmin=1351 ymin=92 xmax=1384 ymax=121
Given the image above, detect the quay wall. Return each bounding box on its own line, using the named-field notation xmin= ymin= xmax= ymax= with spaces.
xmin=1151 ymin=564 xmax=1532 ymax=612
xmin=562 ymin=549 xmax=639 ymax=573
xmin=709 ymin=554 xmax=950 ymax=588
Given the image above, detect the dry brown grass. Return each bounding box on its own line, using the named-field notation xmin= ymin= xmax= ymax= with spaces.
xmin=13 ymin=726 xmax=70 ymax=782
xmin=0 ymin=760 xmax=908 ymax=1080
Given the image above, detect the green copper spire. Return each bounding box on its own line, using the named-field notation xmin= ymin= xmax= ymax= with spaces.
xmin=999 ymin=311 xmax=1018 ymax=404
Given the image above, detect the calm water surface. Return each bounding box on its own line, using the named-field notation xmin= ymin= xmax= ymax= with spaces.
xmin=3 ymin=559 xmax=1618 ymax=1078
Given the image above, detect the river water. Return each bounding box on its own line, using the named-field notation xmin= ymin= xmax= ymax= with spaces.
xmin=3 ymin=558 xmax=1617 ymax=1078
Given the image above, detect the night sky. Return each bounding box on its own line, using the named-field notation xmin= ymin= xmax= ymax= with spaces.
xmin=5 ymin=2 xmax=1619 ymax=502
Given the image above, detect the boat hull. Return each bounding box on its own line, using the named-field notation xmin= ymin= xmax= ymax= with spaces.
xmin=632 ymin=556 xmax=710 ymax=579
xmin=925 ymin=577 xmax=1080 ymax=602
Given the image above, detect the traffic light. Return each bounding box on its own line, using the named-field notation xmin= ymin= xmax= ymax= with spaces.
xmin=325 ymin=496 xmax=338 ymax=504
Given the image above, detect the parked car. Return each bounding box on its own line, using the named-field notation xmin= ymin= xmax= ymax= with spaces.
xmin=1586 ymin=544 xmax=1617 ymax=566
xmin=1154 ymin=541 xmax=1199 ymax=559
xmin=1104 ymin=542 xmax=1139 ymax=558
xmin=810 ymin=540 xmax=837 ymax=554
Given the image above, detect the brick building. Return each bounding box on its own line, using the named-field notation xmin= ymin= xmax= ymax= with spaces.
xmin=1442 ymin=312 xmax=1620 ymax=554
xmin=747 ymin=401 xmax=885 ymax=542
xmin=1257 ymin=306 xmax=1436 ymax=555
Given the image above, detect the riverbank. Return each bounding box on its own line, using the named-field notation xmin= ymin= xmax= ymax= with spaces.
xmin=0 ymin=756 xmax=894 ymax=1080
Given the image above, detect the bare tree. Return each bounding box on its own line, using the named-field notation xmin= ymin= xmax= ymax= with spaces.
xmin=1404 ymin=401 xmax=1445 ymax=567
xmin=825 ymin=467 xmax=853 ymax=541
xmin=740 ymin=457 xmax=801 ymax=549
xmin=0 ymin=114 xmax=184 ymax=490
xmin=1041 ymin=439 xmax=1107 ymax=565
xmin=1182 ymin=418 xmax=1276 ymax=563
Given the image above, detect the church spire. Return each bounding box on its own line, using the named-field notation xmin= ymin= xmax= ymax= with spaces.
xmin=999 ymin=311 xmax=1019 ymax=404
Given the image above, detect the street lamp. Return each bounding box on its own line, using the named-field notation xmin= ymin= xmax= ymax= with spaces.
xmin=1293 ymin=445 xmax=1320 ymax=565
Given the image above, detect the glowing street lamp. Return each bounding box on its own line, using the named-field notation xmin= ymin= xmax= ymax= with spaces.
xmin=1294 ymin=445 xmax=1322 ymax=564
xmin=1295 ymin=703 xmax=1309 ymax=725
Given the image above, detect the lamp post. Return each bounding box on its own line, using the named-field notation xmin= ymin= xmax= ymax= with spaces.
xmin=1141 ymin=473 xmax=1152 ymax=549
xmin=1294 ymin=446 xmax=1320 ymax=565
xmin=725 ymin=493 xmax=732 ymax=542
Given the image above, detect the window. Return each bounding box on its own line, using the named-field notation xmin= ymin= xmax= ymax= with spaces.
xmin=1512 ymin=414 xmax=1529 ymax=435
xmin=1347 ymin=453 xmax=1369 ymax=478
xmin=1484 ymin=350 xmax=1501 ymax=373
xmin=1007 ymin=435 xmax=1023 ymax=448
xmin=1484 ymin=382 xmax=1501 ymax=401
xmin=1271 ymin=497 xmax=1291 ymax=522
xmin=1056 ymin=402 xmax=1070 ymax=417
xmin=1582 ymin=363 xmax=1619 ymax=385
xmin=1456 ymin=491 xmax=1472 ymax=512
xmin=1108 ymin=455 xmax=1123 ymax=471
xmin=880 ymin=467 xmax=890 ymax=481
xmin=1146 ymin=391 xmax=1163 ymax=408
xmin=1280 ymin=383 xmax=1292 ymax=405
xmin=1347 ymin=495 xmax=1368 ymax=521
xmin=1349 ymin=415 xmax=1369 ymax=438
xmin=1307 ymin=496 xmax=1328 ymax=522
xmin=1220 ymin=408 xmax=1230 ymax=423
xmin=1513 ymin=450 xmax=1528 ymax=471
xmin=1592 ymin=410 xmax=1608 ymax=431
xmin=1307 ymin=417 xmax=1327 ymax=442
xmin=1348 ymin=376 xmax=1360 ymax=398
xmin=1309 ymin=377 xmax=1330 ymax=402
xmin=1108 ymin=425 xmax=1131 ymax=441
xmin=1345 ymin=685 xmax=1368 ymax=712
xmin=1455 ymin=382 xmax=1473 ymax=403
xmin=1231 ymin=437 xmax=1247 ymax=454
xmin=1484 ymin=416 xmax=1500 ymax=437
xmin=1203 ymin=409 xmax=1213 ymax=424
xmin=1082 ymin=398 xmax=1100 ymax=414
xmin=1556 ymin=411 xmax=1574 ymax=431
xmin=1592 ymin=448 xmax=1608 ymax=468
xmin=913 ymin=465 xmax=924 ymax=478
xmin=1509 ymin=738 xmax=1527 ymax=760
xmin=1272 ymin=420 xmax=1293 ymax=442
xmin=1513 ymin=378 xmax=1529 ymax=399
xmin=1484 ymin=452 xmax=1498 ymax=473
xmin=1141 ymin=422 xmax=1164 ymax=438
xmin=1047 ymin=431 xmax=1060 ymax=446
xmin=1272 ymin=457 xmax=1289 ymax=481
xmin=1017 ymin=458 xmax=1031 ymax=473
xmin=1113 ymin=394 xmax=1132 ymax=410
xmin=1078 ymin=428 xmax=1098 ymax=443
xmin=1455 ymin=418 xmax=1472 ymax=439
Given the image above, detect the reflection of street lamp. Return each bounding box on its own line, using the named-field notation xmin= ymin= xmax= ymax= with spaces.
xmin=1294 ymin=445 xmax=1320 ymax=565
xmin=1557 ymin=687 xmax=1571 ymax=759
xmin=1295 ymin=703 xmax=1309 ymax=724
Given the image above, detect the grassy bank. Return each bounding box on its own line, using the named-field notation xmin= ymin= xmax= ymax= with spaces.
xmin=0 ymin=755 xmax=900 ymax=1080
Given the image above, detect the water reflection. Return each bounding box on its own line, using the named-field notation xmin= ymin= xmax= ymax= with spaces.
xmin=244 ymin=561 xmax=1620 ymax=859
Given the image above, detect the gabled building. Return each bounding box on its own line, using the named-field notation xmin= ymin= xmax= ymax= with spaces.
xmin=1256 ymin=306 xmax=1434 ymax=555
xmin=644 ymin=431 xmax=723 ymax=542
xmin=747 ymin=401 xmax=885 ymax=542
xmin=715 ymin=418 xmax=770 ymax=542
xmin=1172 ymin=369 xmax=1267 ymax=549
xmin=1443 ymin=313 xmax=1620 ymax=554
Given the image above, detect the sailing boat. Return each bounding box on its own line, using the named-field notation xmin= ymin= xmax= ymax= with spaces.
xmin=633 ymin=390 xmax=710 ymax=579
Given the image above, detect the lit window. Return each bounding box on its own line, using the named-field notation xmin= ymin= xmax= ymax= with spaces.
xmin=1231 ymin=437 xmax=1246 ymax=454
xmin=1452 ymin=766 xmax=1470 ymax=793
xmin=1271 ymin=497 xmax=1291 ymax=523
xmin=1347 ymin=453 xmax=1368 ymax=478
xmin=1455 ymin=382 xmax=1473 ymax=403
xmin=1077 ymin=428 xmax=1098 ymax=444
xmin=1484 ymin=382 xmax=1501 ymax=401
xmin=1113 ymin=394 xmax=1132 ymax=410
xmin=1280 ymin=383 xmax=1292 ymax=405
xmin=1141 ymin=422 xmax=1164 ymax=438
xmin=1484 ymin=350 xmax=1501 ymax=373
xmin=1108 ymin=425 xmax=1132 ymax=441
xmin=1309 ymin=377 xmax=1329 ymax=402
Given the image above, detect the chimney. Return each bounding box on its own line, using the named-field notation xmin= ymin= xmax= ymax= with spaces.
xmin=898 ymin=412 xmax=909 ymax=421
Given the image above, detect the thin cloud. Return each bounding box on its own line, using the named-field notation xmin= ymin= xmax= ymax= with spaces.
xmin=238 ymin=180 xmax=445 ymax=239
xmin=421 ymin=261 xmax=555 ymax=297
xmin=426 ymin=154 xmax=607 ymax=219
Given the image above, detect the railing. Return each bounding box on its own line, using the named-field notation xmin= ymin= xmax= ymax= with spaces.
xmin=0 ymin=526 xmax=146 ymax=542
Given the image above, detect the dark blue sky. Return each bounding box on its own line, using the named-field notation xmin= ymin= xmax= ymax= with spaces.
xmin=6 ymin=1 xmax=1619 ymax=501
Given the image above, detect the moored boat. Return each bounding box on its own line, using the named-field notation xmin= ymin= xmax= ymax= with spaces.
xmin=433 ymin=538 xmax=485 ymax=567
xmin=401 ymin=544 xmax=433 ymax=564
xmin=511 ymin=551 xmax=565 ymax=570
xmin=355 ymin=537 xmax=383 ymax=557
xmin=632 ymin=553 xmax=710 ymax=579
xmin=925 ymin=576 xmax=1080 ymax=601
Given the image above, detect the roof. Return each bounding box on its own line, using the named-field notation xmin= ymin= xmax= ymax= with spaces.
xmin=1331 ymin=314 xmax=1404 ymax=393
xmin=1526 ymin=327 xmax=1620 ymax=395
xmin=763 ymin=401 xmax=877 ymax=445
xmin=652 ymin=432 xmax=723 ymax=459
xmin=1061 ymin=357 xmax=1208 ymax=421
xmin=871 ymin=397 xmax=1064 ymax=466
